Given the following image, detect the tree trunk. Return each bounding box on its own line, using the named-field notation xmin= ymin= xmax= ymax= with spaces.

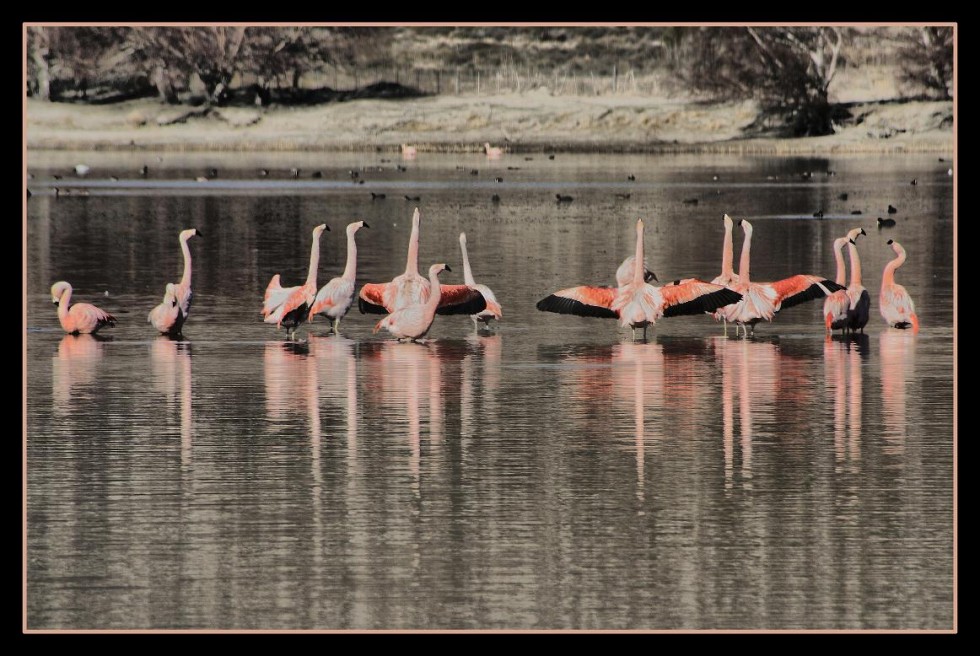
xmin=29 ymin=39 xmax=50 ymax=101
xmin=151 ymin=65 xmax=178 ymax=104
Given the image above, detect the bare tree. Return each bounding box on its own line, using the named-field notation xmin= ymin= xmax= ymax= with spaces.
xmin=897 ymin=27 xmax=953 ymax=99
xmin=668 ymin=26 xmax=847 ymax=137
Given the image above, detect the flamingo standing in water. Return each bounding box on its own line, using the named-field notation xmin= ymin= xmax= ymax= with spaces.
xmin=823 ymin=234 xmax=851 ymax=334
xmin=843 ymin=227 xmax=871 ymax=333
xmin=710 ymin=214 xmax=742 ymax=332
xmin=262 ymin=223 xmax=329 ymax=338
xmin=880 ymin=239 xmax=920 ymax=333
xmin=358 ymin=207 xmax=487 ymax=316
xmin=308 ymin=221 xmax=369 ymax=335
xmin=484 ymin=142 xmax=503 ymax=158
xmin=718 ymin=219 xmax=844 ymax=336
xmin=149 ymin=227 xmax=201 ymax=336
xmin=536 ymin=218 xmax=742 ymax=340
xmin=373 ymin=263 xmax=452 ymax=342
xmin=50 ymin=281 xmax=116 ymax=334
xmin=458 ymin=232 xmax=503 ymax=331
xmin=148 ymin=283 xmax=181 ymax=335
xmin=401 ymin=144 xmax=417 ymax=159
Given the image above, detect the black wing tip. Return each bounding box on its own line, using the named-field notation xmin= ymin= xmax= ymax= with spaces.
xmin=357 ymin=296 xmax=388 ymax=315
xmin=435 ymin=293 xmax=488 ymax=316
xmin=662 ymin=288 xmax=742 ymax=318
xmin=535 ymin=294 xmax=617 ymax=319
xmin=822 ymin=279 xmax=846 ymax=293
xmin=777 ymin=281 xmax=837 ymax=311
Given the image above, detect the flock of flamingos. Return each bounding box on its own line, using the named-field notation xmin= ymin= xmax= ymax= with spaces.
xmin=48 ymin=201 xmax=920 ymax=341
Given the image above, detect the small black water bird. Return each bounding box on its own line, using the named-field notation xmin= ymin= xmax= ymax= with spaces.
xmin=139 ymin=165 xmax=148 ymax=177
xmin=627 ymin=174 xmax=636 ymax=181
xmin=877 ymin=217 xmax=896 ymax=228
xmin=396 ymin=165 xmax=408 ymax=172
xmin=289 ymin=168 xmax=300 ymax=178
xmin=548 ymin=154 xmax=555 ymax=160
xmin=507 ymin=166 xmax=521 ymax=171
xmin=312 ymin=171 xmax=323 ymax=179
xmin=615 ymin=193 xmax=631 ymax=200
xmin=813 ymin=210 xmax=824 ymax=218
xmin=207 ymin=168 xmax=218 ymax=179
xmin=887 ymin=205 xmax=898 ymax=214
xmin=838 ymin=192 xmax=848 ymax=201
xmin=404 ymin=195 xmax=420 ymax=201
xmin=370 ymin=192 xmax=386 ymax=200
xmin=910 ymin=179 xmax=917 ymax=185
xmin=349 ymin=170 xmax=359 ymax=179
xmin=494 ymin=177 xmax=504 ymax=183
xmin=682 ymin=198 xmax=699 ymax=205
xmin=470 ymin=169 xmax=479 ymax=176
xmin=491 ymin=194 xmax=501 ymax=203
xmin=851 ymin=210 xmax=863 ymax=215
xmin=556 ymin=194 xmax=573 ymax=203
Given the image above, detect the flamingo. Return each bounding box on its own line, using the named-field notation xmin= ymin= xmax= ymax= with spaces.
xmin=718 ymin=219 xmax=844 ymax=336
xmin=401 ymin=144 xmax=417 ymax=159
xmin=880 ymin=239 xmax=920 ymax=333
xmin=308 ymin=220 xmax=369 ymax=334
xmin=358 ymin=207 xmax=487 ymax=316
xmin=50 ymin=281 xmax=116 ymax=335
xmin=709 ymin=213 xmax=742 ymax=331
xmin=373 ymin=263 xmax=452 ymax=342
xmin=843 ymin=227 xmax=871 ymax=333
xmin=484 ymin=142 xmax=503 ymax=158
xmin=148 ymin=283 xmax=182 ymax=335
xmin=262 ymin=223 xmax=329 ymax=338
xmin=150 ymin=228 xmax=201 ymax=335
xmin=458 ymin=232 xmax=503 ymax=330
xmin=823 ymin=235 xmax=851 ymax=334
xmin=535 ymin=219 xmax=742 ymax=340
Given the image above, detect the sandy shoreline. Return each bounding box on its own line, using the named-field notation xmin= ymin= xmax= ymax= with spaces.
xmin=26 ymin=94 xmax=954 ymax=155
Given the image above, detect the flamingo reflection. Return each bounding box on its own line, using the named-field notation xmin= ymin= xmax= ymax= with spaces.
xmin=150 ymin=338 xmax=194 ymax=465
xmin=52 ymin=334 xmax=106 ymax=414
xmin=879 ymin=331 xmax=915 ymax=457
xmin=459 ymin=334 xmax=502 ymax=460
xmin=823 ymin=335 xmax=867 ymax=472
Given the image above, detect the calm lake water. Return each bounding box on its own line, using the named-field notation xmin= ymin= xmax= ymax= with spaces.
xmin=26 ymin=151 xmax=955 ymax=630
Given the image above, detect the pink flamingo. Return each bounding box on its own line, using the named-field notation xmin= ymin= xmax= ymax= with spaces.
xmin=149 ymin=228 xmax=201 ymax=335
xmin=710 ymin=214 xmax=742 ymax=330
xmin=484 ymin=142 xmax=503 ymax=158
xmin=308 ymin=221 xmax=369 ymax=334
xmin=843 ymin=227 xmax=871 ymax=333
xmin=262 ymin=223 xmax=329 ymax=338
xmin=458 ymin=232 xmax=503 ymax=330
xmin=373 ymin=263 xmax=452 ymax=342
xmin=718 ymin=219 xmax=844 ymax=336
xmin=148 ymin=283 xmax=181 ymax=335
xmin=880 ymin=239 xmax=919 ymax=333
xmin=358 ymin=207 xmax=487 ymax=316
xmin=50 ymin=281 xmax=116 ymax=334
xmin=401 ymin=144 xmax=417 ymax=159
xmin=823 ymin=234 xmax=851 ymax=334
xmin=536 ymin=219 xmax=742 ymax=340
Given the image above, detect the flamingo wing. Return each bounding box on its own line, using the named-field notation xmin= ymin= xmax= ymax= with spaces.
xmin=660 ymin=279 xmax=743 ymax=317
xmin=309 ymin=278 xmax=354 ymax=319
xmin=262 ymin=275 xmax=292 ymax=316
xmin=771 ymin=275 xmax=843 ymax=311
xmin=435 ymin=285 xmax=487 ymax=315
xmin=175 ymin=282 xmax=193 ymax=316
xmin=265 ymin=286 xmax=310 ymax=325
xmin=72 ymin=303 xmax=117 ymax=332
xmin=536 ymin=286 xmax=618 ymax=319
xmin=358 ymin=283 xmax=391 ymax=314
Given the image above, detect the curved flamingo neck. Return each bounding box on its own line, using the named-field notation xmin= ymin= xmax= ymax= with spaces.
xmin=57 ymin=287 xmax=72 ymax=321
xmin=721 ymin=221 xmax=735 ymax=277
xmin=179 ymin=235 xmax=192 ymax=288
xmin=738 ymin=227 xmax=752 ymax=284
xmin=305 ymin=231 xmax=322 ymax=288
xmin=342 ymin=228 xmax=358 ymax=280
xmin=833 ymin=238 xmax=847 ymax=286
xmin=632 ymin=222 xmax=645 ymax=284
xmin=460 ymin=239 xmax=476 ymax=286
xmin=425 ymin=268 xmax=443 ymax=312
xmin=405 ymin=211 xmax=421 ymax=276
xmin=846 ymin=241 xmax=862 ymax=287
xmin=882 ymin=247 xmax=905 ymax=286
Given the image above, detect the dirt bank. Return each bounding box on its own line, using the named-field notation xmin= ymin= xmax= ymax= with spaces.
xmin=26 ymin=93 xmax=953 ymax=155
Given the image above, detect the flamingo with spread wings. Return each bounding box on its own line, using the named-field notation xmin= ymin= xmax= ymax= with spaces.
xmin=717 ymin=219 xmax=844 ymax=336
xmin=373 ymin=263 xmax=453 ymax=342
xmin=358 ymin=207 xmax=487 ymax=317
xmin=880 ymin=239 xmax=920 ymax=333
xmin=262 ymin=223 xmax=329 ymax=338
xmin=50 ymin=281 xmax=116 ymax=335
xmin=536 ymin=219 xmax=742 ymax=340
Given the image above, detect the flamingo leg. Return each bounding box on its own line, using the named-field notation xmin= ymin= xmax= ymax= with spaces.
xmin=332 ymin=317 xmax=341 ymax=335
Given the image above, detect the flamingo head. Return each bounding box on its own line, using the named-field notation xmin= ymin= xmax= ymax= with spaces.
xmin=740 ymin=219 xmax=753 ymax=235
xmin=50 ymin=281 xmax=71 ymax=305
xmin=313 ymin=223 xmax=329 ymax=238
xmin=348 ymin=220 xmax=369 ymax=235
xmin=723 ymin=213 xmax=734 ymax=229
xmin=459 ymin=232 xmax=467 ymax=246
xmin=847 ymin=227 xmax=865 ymax=243
xmin=180 ymin=228 xmax=202 ymax=241
xmin=429 ymin=263 xmax=451 ymax=277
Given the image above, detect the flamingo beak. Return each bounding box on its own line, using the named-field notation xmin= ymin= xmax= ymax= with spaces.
xmin=196 ymin=230 xmax=204 ymax=238
xmin=172 ymin=299 xmax=177 ymax=307
xmin=644 ymin=270 xmax=658 ymax=283
xmin=849 ymin=239 xmax=856 ymax=244
xmin=737 ymin=219 xmax=743 ymax=226
xmin=362 ymin=222 xmax=370 ymax=229
xmin=860 ymin=228 xmax=866 ymax=236
xmin=444 ymin=264 xmax=452 ymax=272
xmin=52 ymin=300 xmax=59 ymax=306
